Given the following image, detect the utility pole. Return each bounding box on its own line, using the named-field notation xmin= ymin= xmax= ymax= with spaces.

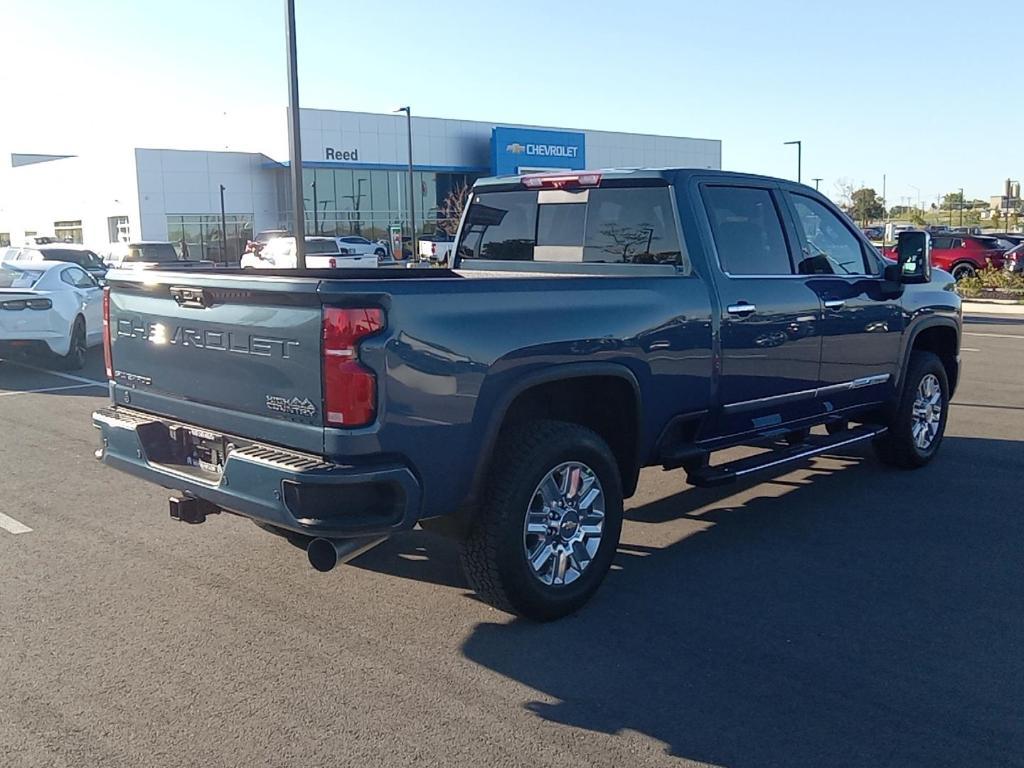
xmin=284 ymin=0 xmax=306 ymax=268
xmin=812 ymin=177 xmax=822 ymax=191
xmin=395 ymin=107 xmax=415 ymax=257
xmin=882 ymin=174 xmax=887 ymax=231
xmin=784 ymin=140 xmax=802 ymax=183
xmin=219 ymin=184 xmax=228 ymax=264
xmin=959 ymin=187 xmax=964 ymax=227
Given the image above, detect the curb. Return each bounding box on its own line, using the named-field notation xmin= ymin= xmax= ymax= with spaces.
xmin=962 ymin=301 xmax=1024 ymax=316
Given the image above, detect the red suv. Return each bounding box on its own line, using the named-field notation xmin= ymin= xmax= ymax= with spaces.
xmin=884 ymin=234 xmax=1007 ymax=280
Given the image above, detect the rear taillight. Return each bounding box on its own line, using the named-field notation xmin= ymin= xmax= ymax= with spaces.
xmin=322 ymin=307 xmax=384 ymax=427
xmin=431 ymin=242 xmax=437 ymax=256
xmin=102 ymin=287 xmax=112 ymax=379
xmin=328 ymin=257 xmax=338 ymax=268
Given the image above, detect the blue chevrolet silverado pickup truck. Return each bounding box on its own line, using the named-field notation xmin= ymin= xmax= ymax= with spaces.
xmin=93 ymin=169 xmax=961 ymax=620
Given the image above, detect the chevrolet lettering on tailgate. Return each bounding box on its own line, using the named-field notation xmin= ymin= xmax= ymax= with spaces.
xmin=117 ymin=318 xmax=300 ymax=358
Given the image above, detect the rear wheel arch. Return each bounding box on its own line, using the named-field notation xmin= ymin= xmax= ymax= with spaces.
xmin=469 ymin=365 xmax=644 ymax=504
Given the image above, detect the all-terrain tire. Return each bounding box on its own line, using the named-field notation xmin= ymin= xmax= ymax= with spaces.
xmin=460 ymin=420 xmax=623 ymax=621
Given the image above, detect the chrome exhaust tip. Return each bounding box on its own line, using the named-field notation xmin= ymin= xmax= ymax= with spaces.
xmin=307 ymin=535 xmax=387 ymax=572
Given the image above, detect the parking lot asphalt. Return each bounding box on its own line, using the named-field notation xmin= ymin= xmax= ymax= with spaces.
xmin=1 ymin=315 xmax=1023 ymax=768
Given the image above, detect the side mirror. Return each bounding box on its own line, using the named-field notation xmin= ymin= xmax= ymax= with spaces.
xmin=895 ymin=230 xmax=931 ymax=283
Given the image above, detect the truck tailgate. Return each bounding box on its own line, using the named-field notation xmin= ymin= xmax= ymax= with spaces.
xmin=107 ymin=271 xmax=326 ymax=451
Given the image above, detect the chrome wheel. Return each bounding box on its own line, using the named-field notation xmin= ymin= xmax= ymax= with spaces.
xmin=523 ymin=461 xmax=605 ymax=587
xmin=911 ymin=373 xmax=943 ymax=450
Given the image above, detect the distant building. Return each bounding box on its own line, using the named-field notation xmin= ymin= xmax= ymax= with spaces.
xmin=0 ymin=108 xmax=722 ymax=259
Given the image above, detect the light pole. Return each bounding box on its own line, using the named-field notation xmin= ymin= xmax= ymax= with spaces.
xmin=784 ymin=140 xmax=802 ymax=183
xmin=812 ymin=177 xmax=822 ymax=191
xmin=959 ymin=187 xmax=964 ymax=227
xmin=882 ymin=174 xmax=887 ymax=233
xmin=909 ymin=185 xmax=921 ymax=213
xmin=341 ymin=177 xmax=367 ymax=234
xmin=395 ymin=106 xmax=415 ymax=255
xmin=219 ymin=184 xmax=228 ymax=264
xmin=284 ymin=0 xmax=305 ymax=268
xmin=311 ymin=179 xmax=319 ymax=234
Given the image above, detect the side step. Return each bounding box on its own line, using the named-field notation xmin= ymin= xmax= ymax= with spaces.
xmin=685 ymin=424 xmax=887 ymax=488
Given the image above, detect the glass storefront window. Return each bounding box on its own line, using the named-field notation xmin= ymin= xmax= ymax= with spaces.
xmin=54 ymin=220 xmax=83 ymax=244
xmin=166 ymin=214 xmax=253 ymax=263
xmin=281 ymin=167 xmax=481 ymax=244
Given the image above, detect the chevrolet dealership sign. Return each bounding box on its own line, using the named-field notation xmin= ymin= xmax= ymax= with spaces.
xmin=492 ymin=127 xmax=586 ymax=175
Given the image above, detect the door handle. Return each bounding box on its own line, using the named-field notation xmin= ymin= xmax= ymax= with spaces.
xmin=726 ymin=303 xmax=757 ymax=317
xmin=823 ymin=299 xmax=846 ymax=309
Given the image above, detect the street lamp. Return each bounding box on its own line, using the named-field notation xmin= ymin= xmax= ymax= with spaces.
xmin=341 ymin=177 xmax=367 ymax=234
xmin=311 ymin=179 xmax=319 ymax=234
xmin=219 ymin=184 xmax=228 ymax=264
xmin=812 ymin=177 xmax=822 ymax=191
xmin=283 ymin=0 xmax=305 ymax=268
xmin=395 ymin=106 xmax=415 ymax=254
xmin=783 ymin=140 xmax=802 ymax=183
xmin=959 ymin=187 xmax=964 ymax=227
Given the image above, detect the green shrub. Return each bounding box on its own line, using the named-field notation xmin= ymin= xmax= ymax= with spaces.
xmin=955 ymin=265 xmax=1024 ymax=298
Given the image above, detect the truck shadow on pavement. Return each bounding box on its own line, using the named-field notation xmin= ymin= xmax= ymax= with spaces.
xmin=454 ymin=437 xmax=1024 ymax=767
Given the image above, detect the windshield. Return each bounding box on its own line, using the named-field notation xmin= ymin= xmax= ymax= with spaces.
xmin=125 ymin=243 xmax=180 ymax=263
xmin=0 ymin=264 xmax=44 ymax=289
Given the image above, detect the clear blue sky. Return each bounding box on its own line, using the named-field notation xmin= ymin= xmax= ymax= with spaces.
xmin=4 ymin=0 xmax=1022 ymax=204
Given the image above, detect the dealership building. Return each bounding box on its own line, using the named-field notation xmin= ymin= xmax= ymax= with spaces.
xmin=0 ymin=108 xmax=721 ymax=260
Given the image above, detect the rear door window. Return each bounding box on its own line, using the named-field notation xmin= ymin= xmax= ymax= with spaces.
xmin=702 ymin=186 xmax=793 ymax=275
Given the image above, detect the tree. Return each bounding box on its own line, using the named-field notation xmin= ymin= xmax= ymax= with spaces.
xmin=942 ymin=191 xmax=964 ymax=210
xmin=833 ymin=178 xmax=855 ymax=211
xmin=850 ymin=187 xmax=885 ymax=224
xmin=992 ymin=209 xmax=1002 ymax=226
xmin=910 ymin=210 xmax=927 ymax=226
xmin=435 ymin=183 xmax=471 ymax=236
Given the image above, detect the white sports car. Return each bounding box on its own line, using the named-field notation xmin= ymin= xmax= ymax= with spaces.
xmin=0 ymin=261 xmax=104 ymax=370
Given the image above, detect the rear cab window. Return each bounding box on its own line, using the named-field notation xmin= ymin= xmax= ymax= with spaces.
xmin=457 ymin=181 xmax=686 ymax=271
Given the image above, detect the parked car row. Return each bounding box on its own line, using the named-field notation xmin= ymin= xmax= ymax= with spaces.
xmin=2 ymin=244 xmax=108 ymax=282
xmin=0 ymin=260 xmax=103 ymax=370
xmin=881 ymin=231 xmax=1022 ymax=280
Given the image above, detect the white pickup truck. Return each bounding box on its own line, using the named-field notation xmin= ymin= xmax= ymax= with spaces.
xmin=417 ymin=232 xmax=455 ymax=263
xmin=240 ymin=236 xmax=378 ymax=269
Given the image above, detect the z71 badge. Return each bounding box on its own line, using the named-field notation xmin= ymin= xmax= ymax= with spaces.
xmin=266 ymin=395 xmax=317 ymax=418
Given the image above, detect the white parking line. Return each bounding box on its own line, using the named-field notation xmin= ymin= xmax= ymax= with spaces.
xmin=0 ymin=512 xmax=32 ymax=535
xmin=961 ymin=347 xmax=980 ymax=352
xmin=964 ymin=332 xmax=1024 ymax=340
xmin=0 ymin=383 xmax=103 ymax=397
xmin=1 ymin=360 xmax=106 ymax=387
